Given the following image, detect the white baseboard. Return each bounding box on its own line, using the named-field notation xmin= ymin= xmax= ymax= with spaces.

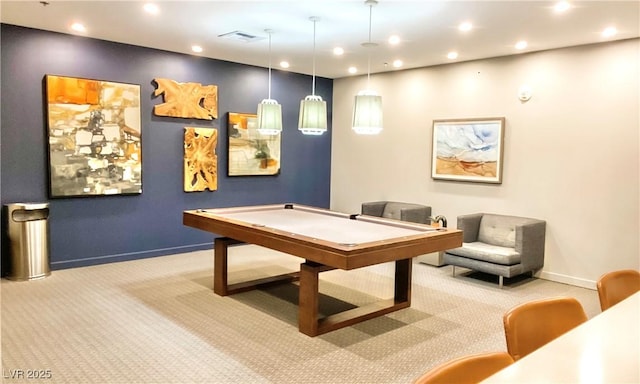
xmin=538 ymin=271 xmax=596 ymax=290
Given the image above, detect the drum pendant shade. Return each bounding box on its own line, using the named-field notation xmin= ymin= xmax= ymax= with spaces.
xmin=352 ymin=91 xmax=383 ymax=135
xmin=257 ymin=99 xmax=282 ymax=135
xmin=299 ymin=95 xmax=327 ymax=135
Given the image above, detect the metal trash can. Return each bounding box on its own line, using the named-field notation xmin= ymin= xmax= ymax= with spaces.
xmin=5 ymin=202 xmax=51 ymax=281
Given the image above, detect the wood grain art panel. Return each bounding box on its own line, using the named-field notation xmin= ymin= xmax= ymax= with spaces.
xmin=184 ymin=127 xmax=217 ymax=192
xmin=153 ymin=78 xmax=218 ymax=120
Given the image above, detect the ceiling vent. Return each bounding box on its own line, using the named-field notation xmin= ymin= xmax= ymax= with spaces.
xmin=218 ymin=31 xmax=265 ymax=43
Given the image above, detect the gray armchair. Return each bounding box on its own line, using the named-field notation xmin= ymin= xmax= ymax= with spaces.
xmin=361 ymin=201 xmax=431 ymax=224
xmin=362 ymin=201 xmax=443 ymax=265
xmin=443 ymin=213 xmax=546 ymax=288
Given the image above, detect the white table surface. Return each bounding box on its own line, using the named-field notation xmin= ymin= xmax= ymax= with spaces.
xmin=483 ymin=291 xmax=640 ymax=383
xmin=206 ymin=205 xmax=436 ymax=245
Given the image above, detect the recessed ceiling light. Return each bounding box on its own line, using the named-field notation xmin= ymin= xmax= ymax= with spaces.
xmin=388 ymin=35 xmax=401 ymax=45
xmin=515 ymin=40 xmax=528 ymax=50
xmin=333 ymin=47 xmax=344 ymax=56
xmin=392 ymin=59 xmax=403 ymax=68
xmin=458 ymin=22 xmax=472 ymax=32
xmin=348 ymin=66 xmax=357 ymax=74
xmin=447 ymin=51 xmax=459 ymax=59
xmin=279 ymin=61 xmax=290 ymax=69
xmin=191 ymin=45 xmax=203 ymax=53
xmin=70 ymin=22 xmax=86 ymax=33
xmin=143 ymin=3 xmax=159 ymax=15
xmin=554 ymin=1 xmax=571 ymax=13
xmin=602 ymin=26 xmax=618 ymax=38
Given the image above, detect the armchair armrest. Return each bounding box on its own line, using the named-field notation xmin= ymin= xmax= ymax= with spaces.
xmin=457 ymin=213 xmax=483 ymax=243
xmin=361 ymin=201 xmax=387 ymax=217
xmin=516 ymin=220 xmax=546 ymax=271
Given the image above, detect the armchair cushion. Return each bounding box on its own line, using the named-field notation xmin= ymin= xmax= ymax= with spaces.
xmin=478 ymin=215 xmax=518 ymax=248
xmin=450 ymin=242 xmax=521 ymax=265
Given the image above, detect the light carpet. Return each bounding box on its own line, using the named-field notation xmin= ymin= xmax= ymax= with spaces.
xmin=1 ymin=245 xmax=600 ymax=384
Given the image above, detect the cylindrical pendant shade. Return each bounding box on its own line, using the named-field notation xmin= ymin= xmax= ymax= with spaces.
xmin=298 ymin=95 xmax=327 ymax=135
xmin=257 ymin=99 xmax=282 ymax=135
xmin=352 ymin=91 xmax=383 ymax=135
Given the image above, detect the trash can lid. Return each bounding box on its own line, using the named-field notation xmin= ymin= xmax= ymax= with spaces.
xmin=5 ymin=202 xmax=49 ymax=210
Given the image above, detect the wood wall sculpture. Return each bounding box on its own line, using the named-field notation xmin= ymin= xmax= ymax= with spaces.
xmin=184 ymin=127 xmax=218 ymax=192
xmin=153 ymin=78 xmax=218 ymax=120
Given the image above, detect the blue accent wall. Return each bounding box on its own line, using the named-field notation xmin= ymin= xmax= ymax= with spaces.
xmin=0 ymin=24 xmax=333 ymax=269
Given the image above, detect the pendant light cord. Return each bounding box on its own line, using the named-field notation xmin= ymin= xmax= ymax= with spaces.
xmin=367 ymin=3 xmax=373 ymax=88
xmin=312 ymin=19 xmax=317 ymax=96
xmin=268 ymin=31 xmax=272 ymax=100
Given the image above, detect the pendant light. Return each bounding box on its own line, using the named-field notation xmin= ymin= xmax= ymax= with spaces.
xmin=257 ymin=29 xmax=283 ymax=135
xmin=298 ymin=16 xmax=327 ymax=136
xmin=352 ymin=0 xmax=383 ymax=135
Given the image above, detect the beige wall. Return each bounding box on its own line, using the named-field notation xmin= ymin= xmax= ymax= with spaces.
xmin=330 ymin=39 xmax=640 ymax=288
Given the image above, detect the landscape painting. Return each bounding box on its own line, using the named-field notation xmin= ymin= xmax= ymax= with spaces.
xmin=431 ymin=117 xmax=505 ymax=184
xmin=227 ymin=112 xmax=281 ymax=176
xmin=45 ymin=75 xmax=142 ymax=197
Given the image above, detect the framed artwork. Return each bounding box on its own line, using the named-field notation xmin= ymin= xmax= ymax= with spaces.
xmin=227 ymin=112 xmax=281 ymax=176
xmin=45 ymin=75 xmax=142 ymax=197
xmin=184 ymin=127 xmax=217 ymax=192
xmin=431 ymin=117 xmax=505 ymax=184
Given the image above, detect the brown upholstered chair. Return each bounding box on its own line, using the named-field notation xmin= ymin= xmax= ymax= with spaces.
xmin=596 ymin=269 xmax=640 ymax=311
xmin=413 ymin=352 xmax=514 ymax=384
xmin=503 ymin=296 xmax=587 ymax=361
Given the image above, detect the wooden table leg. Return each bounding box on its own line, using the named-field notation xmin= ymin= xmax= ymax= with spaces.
xmin=298 ymin=262 xmax=321 ymax=336
xmin=215 ymin=239 xmax=414 ymax=336
xmin=298 ymin=259 xmax=412 ymax=337
xmin=395 ymin=258 xmax=412 ymax=304
xmin=213 ymin=237 xmax=300 ymax=297
xmin=214 ymin=237 xmax=237 ymax=296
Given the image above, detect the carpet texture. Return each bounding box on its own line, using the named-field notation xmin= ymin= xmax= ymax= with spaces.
xmin=1 ymin=246 xmax=600 ymax=383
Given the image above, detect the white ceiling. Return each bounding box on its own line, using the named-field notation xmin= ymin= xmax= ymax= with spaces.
xmin=1 ymin=1 xmax=638 ymax=79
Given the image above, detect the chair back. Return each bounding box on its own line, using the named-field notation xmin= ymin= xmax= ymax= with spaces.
xmin=503 ymin=297 xmax=587 ymax=361
xmin=597 ymin=269 xmax=640 ymax=311
xmin=413 ymin=352 xmax=514 ymax=384
xmin=361 ymin=201 xmax=431 ymax=224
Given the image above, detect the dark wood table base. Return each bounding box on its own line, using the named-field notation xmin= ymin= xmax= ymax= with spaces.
xmin=213 ymin=237 xmax=412 ymax=337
